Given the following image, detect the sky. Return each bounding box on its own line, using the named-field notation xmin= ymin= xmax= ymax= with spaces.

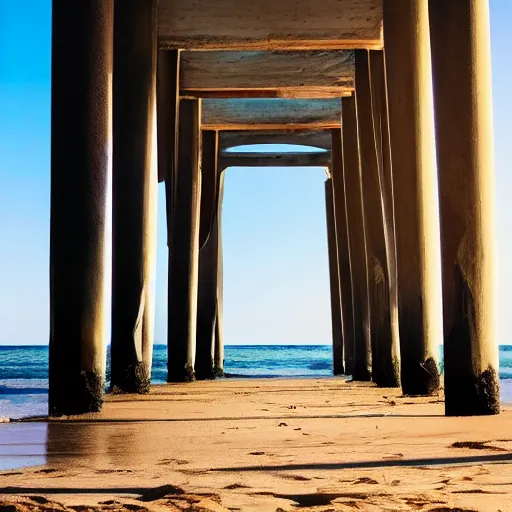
xmin=0 ymin=1 xmax=511 ymax=348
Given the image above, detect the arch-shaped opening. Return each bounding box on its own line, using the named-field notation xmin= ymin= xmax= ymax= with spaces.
xmin=224 ymin=143 xmax=327 ymax=154
xmin=220 ymin=166 xmax=333 ymax=377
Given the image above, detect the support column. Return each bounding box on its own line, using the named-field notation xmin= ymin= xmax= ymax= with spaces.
xmin=142 ymin=116 xmax=158 ymax=376
xmin=49 ymin=0 xmax=112 ymax=415
xmin=195 ymin=131 xmax=220 ymax=380
xmin=368 ymin=49 xmax=401 ymax=388
xmin=355 ymin=50 xmax=398 ymax=387
xmin=342 ymin=96 xmax=372 ymax=381
xmin=110 ymin=0 xmax=157 ymax=393
xmin=429 ymin=0 xmax=500 ymax=415
xmin=167 ymin=99 xmax=202 ymax=382
xmin=331 ymin=129 xmax=355 ymax=375
xmin=325 ymin=176 xmax=344 ymax=375
xmin=214 ymin=170 xmax=226 ymax=377
xmin=157 ymin=50 xmax=180 ymax=244
xmin=384 ymin=0 xmax=442 ymax=395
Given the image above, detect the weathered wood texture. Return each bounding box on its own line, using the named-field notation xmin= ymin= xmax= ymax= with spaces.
xmin=331 ymin=129 xmax=355 ymax=375
xmin=49 ymin=0 xmax=112 ymax=415
xmin=202 ymin=99 xmax=342 ymax=130
xmin=369 ymin=49 xmax=401 ymax=386
xmin=111 ymin=0 xmax=157 ymax=394
xmin=342 ymin=96 xmax=372 ymax=381
xmin=219 ymin=130 xmax=332 ymax=152
xmin=214 ymin=172 xmax=226 ymax=377
xmin=384 ymin=0 xmax=442 ymax=396
xmin=220 ymin=152 xmax=331 ymax=168
xmin=180 ymin=51 xmax=355 ymax=98
xmin=158 ymin=0 xmax=383 ymax=50
xmin=167 ymin=99 xmax=202 ymax=382
xmin=196 ymin=131 xmax=219 ymax=381
xmin=325 ymin=177 xmax=345 ymax=375
xmin=157 ymin=50 xmax=179 ymax=184
xmin=183 ymin=88 xmax=352 ymax=99
xmin=429 ymin=0 xmax=500 ymax=416
xmin=355 ymin=50 xmax=397 ymax=387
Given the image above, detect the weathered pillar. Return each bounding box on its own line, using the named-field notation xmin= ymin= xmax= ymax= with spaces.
xmin=110 ymin=0 xmax=157 ymax=393
xmin=325 ymin=175 xmax=344 ymax=375
xmin=342 ymin=96 xmax=372 ymax=381
xmin=355 ymin=50 xmax=399 ymax=387
xmin=331 ymin=129 xmax=355 ymax=375
xmin=368 ymin=49 xmax=401 ymax=388
xmin=429 ymin=0 xmax=500 ymax=415
xmin=214 ymin=170 xmax=226 ymax=377
xmin=195 ymin=131 xmax=220 ymax=380
xmin=142 ymin=117 xmax=158 ymax=376
xmin=49 ymin=0 xmax=112 ymax=415
xmin=157 ymin=50 xmax=180 ymax=242
xmin=384 ymin=0 xmax=442 ymax=395
xmin=167 ymin=99 xmax=202 ymax=382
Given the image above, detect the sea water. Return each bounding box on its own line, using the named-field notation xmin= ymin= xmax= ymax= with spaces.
xmin=1 ymin=345 xmax=512 ymax=419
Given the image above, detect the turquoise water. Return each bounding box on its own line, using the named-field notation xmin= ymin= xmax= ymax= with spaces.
xmin=1 ymin=345 xmax=512 ymax=419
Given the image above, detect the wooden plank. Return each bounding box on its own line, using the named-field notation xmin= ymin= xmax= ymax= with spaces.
xmin=219 ymin=130 xmax=332 ymax=152
xmin=180 ymin=51 xmax=355 ymax=94
xmin=158 ymin=0 xmax=383 ymax=50
xmin=182 ymin=88 xmax=352 ymax=99
xmin=220 ymin=152 xmax=331 ymax=168
xmin=202 ymin=98 xmax=342 ymax=130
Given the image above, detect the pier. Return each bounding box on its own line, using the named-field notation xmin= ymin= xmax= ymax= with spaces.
xmin=48 ymin=0 xmax=499 ymax=417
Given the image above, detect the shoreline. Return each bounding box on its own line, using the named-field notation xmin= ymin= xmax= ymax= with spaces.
xmin=1 ymin=378 xmax=512 ymax=511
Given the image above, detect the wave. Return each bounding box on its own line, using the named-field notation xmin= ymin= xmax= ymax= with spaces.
xmin=0 ymin=385 xmax=48 ymax=395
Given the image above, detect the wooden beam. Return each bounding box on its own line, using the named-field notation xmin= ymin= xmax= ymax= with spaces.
xmin=220 ymin=152 xmax=331 ymax=168
xmin=202 ymin=99 xmax=342 ymax=131
xmin=158 ymin=0 xmax=383 ymax=50
xmin=219 ymin=130 xmax=332 ymax=152
xmin=180 ymin=51 xmax=355 ymax=98
xmin=182 ymin=88 xmax=352 ymax=99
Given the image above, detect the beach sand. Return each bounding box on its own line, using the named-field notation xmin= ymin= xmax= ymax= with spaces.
xmin=1 ymin=377 xmax=512 ymax=511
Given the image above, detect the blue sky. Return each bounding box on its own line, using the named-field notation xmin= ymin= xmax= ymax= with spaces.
xmin=0 ymin=2 xmax=511 ymax=347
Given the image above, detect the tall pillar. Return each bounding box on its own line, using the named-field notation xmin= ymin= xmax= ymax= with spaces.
xmin=110 ymin=0 xmax=157 ymax=393
xmin=157 ymin=50 xmax=180 ymax=245
xmin=167 ymin=99 xmax=202 ymax=382
xmin=355 ymin=50 xmax=398 ymax=387
xmin=368 ymin=49 xmax=401 ymax=388
xmin=214 ymin=171 xmax=226 ymax=377
xmin=195 ymin=131 xmax=220 ymax=380
xmin=342 ymin=96 xmax=372 ymax=381
xmin=49 ymin=0 xmax=112 ymax=415
xmin=325 ymin=176 xmax=344 ymax=375
xmin=384 ymin=0 xmax=442 ymax=395
xmin=429 ymin=0 xmax=500 ymax=415
xmin=142 ymin=110 xmax=158 ymax=375
xmin=331 ymin=129 xmax=355 ymax=375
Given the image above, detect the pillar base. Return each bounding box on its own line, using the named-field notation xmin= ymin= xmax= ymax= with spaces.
xmin=49 ymin=370 xmax=104 ymax=417
xmin=351 ymin=366 xmax=372 ymax=382
xmin=214 ymin=366 xmax=225 ymax=378
xmin=378 ymin=357 xmax=401 ymax=388
xmin=110 ymin=362 xmax=151 ymax=394
xmin=195 ymin=358 xmax=216 ymax=380
xmin=167 ymin=364 xmax=196 ymax=383
xmin=401 ymin=356 xmax=440 ymax=396
xmin=445 ymin=366 xmax=500 ymax=417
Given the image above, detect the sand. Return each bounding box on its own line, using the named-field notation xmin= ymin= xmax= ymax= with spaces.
xmin=1 ymin=377 xmax=512 ymax=511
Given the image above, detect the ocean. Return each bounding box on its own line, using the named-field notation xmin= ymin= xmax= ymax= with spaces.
xmin=1 ymin=344 xmax=512 ymax=420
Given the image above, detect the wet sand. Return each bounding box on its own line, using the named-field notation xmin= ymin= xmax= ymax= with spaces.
xmin=1 ymin=378 xmax=512 ymax=511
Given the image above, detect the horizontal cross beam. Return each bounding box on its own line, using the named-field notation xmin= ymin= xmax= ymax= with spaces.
xmin=220 ymin=152 xmax=331 ymax=168
xmin=181 ymin=51 xmax=354 ymax=99
xmin=158 ymin=0 xmax=383 ymax=50
xmin=201 ymin=99 xmax=342 ymax=131
xmin=219 ymin=130 xmax=333 ymax=152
